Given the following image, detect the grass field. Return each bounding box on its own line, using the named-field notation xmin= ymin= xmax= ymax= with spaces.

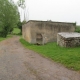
xmin=12 ymin=28 xmax=20 ymax=35
xmin=20 ymin=38 xmax=80 ymax=71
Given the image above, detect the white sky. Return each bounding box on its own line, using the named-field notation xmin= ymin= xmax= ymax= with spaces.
xmin=14 ymin=0 xmax=80 ymax=25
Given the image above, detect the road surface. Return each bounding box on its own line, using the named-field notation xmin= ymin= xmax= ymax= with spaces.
xmin=0 ymin=36 xmax=80 ymax=80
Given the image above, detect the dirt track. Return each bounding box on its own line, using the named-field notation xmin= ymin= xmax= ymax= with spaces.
xmin=0 ymin=36 xmax=80 ymax=80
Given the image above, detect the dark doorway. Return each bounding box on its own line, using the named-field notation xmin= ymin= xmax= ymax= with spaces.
xmin=36 ymin=33 xmax=43 ymax=44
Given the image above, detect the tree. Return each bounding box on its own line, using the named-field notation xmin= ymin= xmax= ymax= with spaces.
xmin=17 ymin=20 xmax=26 ymax=34
xmin=17 ymin=21 xmax=22 ymax=34
xmin=17 ymin=0 xmax=27 ymax=21
xmin=17 ymin=0 xmax=25 ymax=9
xmin=0 ymin=0 xmax=20 ymax=37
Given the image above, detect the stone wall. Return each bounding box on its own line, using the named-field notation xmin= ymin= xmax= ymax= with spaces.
xmin=57 ymin=32 xmax=80 ymax=47
xmin=22 ymin=20 xmax=76 ymax=44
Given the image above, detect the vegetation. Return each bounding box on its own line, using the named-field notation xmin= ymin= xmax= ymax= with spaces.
xmin=20 ymin=38 xmax=80 ymax=71
xmin=17 ymin=21 xmax=26 ymax=34
xmin=17 ymin=0 xmax=25 ymax=9
xmin=0 ymin=0 xmax=20 ymax=37
xmin=0 ymin=35 xmax=12 ymax=42
xmin=12 ymin=28 xmax=21 ymax=35
xmin=17 ymin=22 xmax=22 ymax=34
xmin=0 ymin=27 xmax=21 ymax=42
xmin=75 ymin=25 xmax=80 ymax=33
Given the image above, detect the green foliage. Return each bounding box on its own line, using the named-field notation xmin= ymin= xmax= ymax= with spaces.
xmin=20 ymin=38 xmax=80 ymax=71
xmin=22 ymin=20 xmax=26 ymax=24
xmin=17 ymin=21 xmax=22 ymax=34
xmin=75 ymin=26 xmax=80 ymax=33
xmin=0 ymin=0 xmax=20 ymax=37
xmin=17 ymin=21 xmax=26 ymax=34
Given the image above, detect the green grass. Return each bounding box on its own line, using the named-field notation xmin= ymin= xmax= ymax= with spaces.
xmin=20 ymin=38 xmax=80 ymax=71
xmin=0 ymin=37 xmax=6 ymax=42
xmin=0 ymin=35 xmax=12 ymax=42
xmin=12 ymin=28 xmax=20 ymax=35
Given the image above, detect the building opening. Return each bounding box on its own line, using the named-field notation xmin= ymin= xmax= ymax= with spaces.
xmin=36 ymin=33 xmax=43 ymax=45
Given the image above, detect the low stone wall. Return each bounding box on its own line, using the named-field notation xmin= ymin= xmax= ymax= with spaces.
xmin=57 ymin=32 xmax=80 ymax=47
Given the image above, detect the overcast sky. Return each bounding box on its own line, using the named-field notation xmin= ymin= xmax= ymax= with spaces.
xmin=14 ymin=0 xmax=80 ymax=25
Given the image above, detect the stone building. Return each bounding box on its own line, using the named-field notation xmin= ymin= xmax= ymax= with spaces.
xmin=57 ymin=32 xmax=80 ymax=47
xmin=22 ymin=20 xmax=76 ymax=44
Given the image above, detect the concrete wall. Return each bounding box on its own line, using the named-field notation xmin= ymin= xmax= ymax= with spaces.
xmin=22 ymin=22 xmax=31 ymax=43
xmin=22 ymin=20 xmax=76 ymax=44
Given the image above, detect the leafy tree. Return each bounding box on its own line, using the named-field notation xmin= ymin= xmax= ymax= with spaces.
xmin=17 ymin=20 xmax=26 ymax=34
xmin=0 ymin=0 xmax=20 ymax=37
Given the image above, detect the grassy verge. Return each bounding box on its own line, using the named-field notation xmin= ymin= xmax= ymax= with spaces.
xmin=0 ymin=35 xmax=12 ymax=42
xmin=20 ymin=38 xmax=80 ymax=71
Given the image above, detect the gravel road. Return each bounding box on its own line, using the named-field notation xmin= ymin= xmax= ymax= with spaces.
xmin=0 ymin=36 xmax=80 ymax=80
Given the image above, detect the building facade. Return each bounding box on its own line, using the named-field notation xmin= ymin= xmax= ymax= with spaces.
xmin=22 ymin=20 xmax=76 ymax=44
